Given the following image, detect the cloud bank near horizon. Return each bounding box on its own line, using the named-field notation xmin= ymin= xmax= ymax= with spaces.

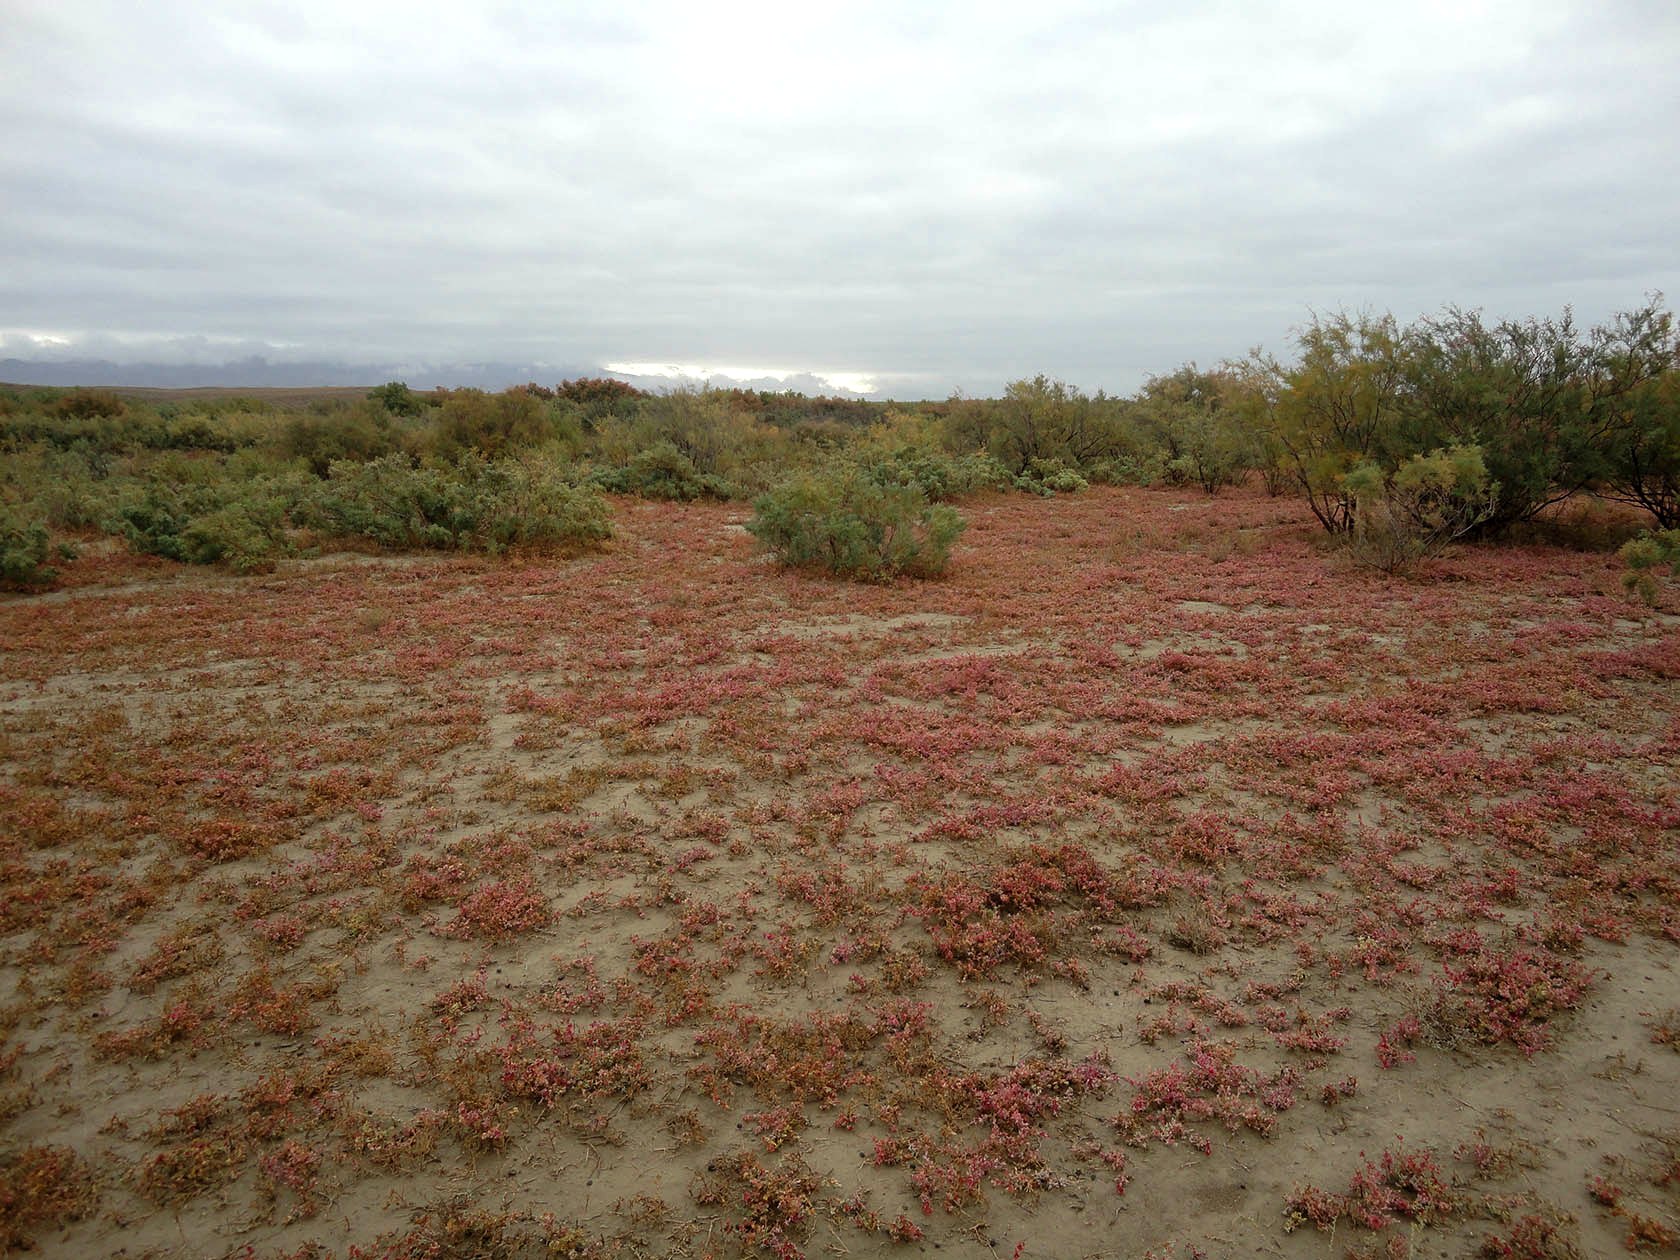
xmin=3 ymin=1 xmax=1677 ymax=397
xmin=0 ymin=332 xmax=923 ymax=398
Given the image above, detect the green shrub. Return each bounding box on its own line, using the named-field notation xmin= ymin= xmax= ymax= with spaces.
xmin=747 ymin=469 xmax=965 ymax=581
xmin=151 ymin=413 xmax=244 ymax=453
xmin=592 ymin=391 xmax=805 ymax=496
xmin=1410 ymin=302 xmax=1674 ymax=531
xmin=588 ymin=441 xmax=732 ymax=500
xmin=1620 ymin=529 xmax=1680 ymax=606
xmin=1343 ymin=445 xmax=1497 ymax=574
xmin=306 ymin=454 xmax=610 ymax=554
xmin=427 ymin=389 xmax=558 ymax=458
xmin=368 ymin=381 xmax=425 ymax=417
xmin=986 ymin=376 xmax=1130 ymax=473
xmin=555 ymin=377 xmax=647 ymax=430
xmin=1083 ymin=453 xmax=1165 ymax=486
xmin=305 ymin=455 xmax=457 ymax=549
xmin=2 ymin=400 xmax=159 ymax=454
xmin=177 ymin=501 xmax=288 ymax=573
xmin=111 ymin=482 xmax=292 ymax=572
xmin=110 ymin=486 xmax=197 ymax=562
xmin=48 ymin=389 xmax=127 ymax=421
xmin=0 ymin=505 xmax=58 ymax=587
xmin=855 ymin=448 xmax=1011 ymax=501
xmin=0 ymin=447 xmax=107 ymax=530
xmin=1013 ymin=457 xmax=1089 ymax=496
xmin=477 ymin=460 xmax=613 ymax=553
xmin=280 ymin=402 xmax=401 ymax=475
xmin=1138 ymin=367 xmax=1256 ymax=494
xmin=1603 ymin=369 xmax=1680 ymax=530
xmin=847 ymin=409 xmax=1011 ymax=501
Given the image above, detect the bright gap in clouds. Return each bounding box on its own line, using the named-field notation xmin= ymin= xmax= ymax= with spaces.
xmin=4 ymin=330 xmax=75 ymax=350
xmin=605 ymin=362 xmax=880 ymax=396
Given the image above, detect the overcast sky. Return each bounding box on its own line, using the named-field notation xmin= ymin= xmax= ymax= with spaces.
xmin=3 ymin=1 xmax=1677 ymax=397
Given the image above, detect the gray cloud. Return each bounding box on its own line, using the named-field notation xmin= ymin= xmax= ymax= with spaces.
xmin=3 ymin=0 xmax=1676 ymax=398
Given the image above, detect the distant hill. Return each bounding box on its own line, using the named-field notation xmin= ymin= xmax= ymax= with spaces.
xmin=0 ymin=358 xmax=901 ymax=399
xmin=0 ymin=357 xmax=601 ymax=392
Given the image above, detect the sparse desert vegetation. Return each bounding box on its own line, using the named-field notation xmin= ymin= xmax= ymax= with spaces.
xmin=1 ymin=303 xmax=1679 ymax=1258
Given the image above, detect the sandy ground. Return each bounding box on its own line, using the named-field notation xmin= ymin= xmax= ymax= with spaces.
xmin=1 ymin=486 xmax=1677 ymax=1259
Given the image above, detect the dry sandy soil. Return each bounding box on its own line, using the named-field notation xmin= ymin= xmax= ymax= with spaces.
xmin=1 ymin=486 xmax=1677 ymax=1259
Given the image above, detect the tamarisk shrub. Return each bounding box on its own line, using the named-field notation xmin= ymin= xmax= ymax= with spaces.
xmin=1343 ymin=445 xmax=1497 ymax=574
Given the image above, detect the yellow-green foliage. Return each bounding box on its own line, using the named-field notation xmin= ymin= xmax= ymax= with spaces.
xmin=1619 ymin=528 xmax=1680 ymax=605
xmin=1343 ymin=446 xmax=1497 ymax=573
xmin=429 ymin=388 xmax=568 ymax=459
xmin=0 ymin=504 xmax=59 ymax=587
xmin=305 ymin=453 xmax=611 ymax=554
xmin=592 ymin=390 xmax=809 ymax=497
xmin=748 ymin=467 xmax=966 ymax=581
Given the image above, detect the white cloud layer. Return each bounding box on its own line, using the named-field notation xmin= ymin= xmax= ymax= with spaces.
xmin=2 ymin=0 xmax=1677 ymax=396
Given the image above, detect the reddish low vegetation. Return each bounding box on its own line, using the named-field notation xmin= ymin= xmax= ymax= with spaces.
xmin=0 ymin=484 xmax=1676 ymax=1257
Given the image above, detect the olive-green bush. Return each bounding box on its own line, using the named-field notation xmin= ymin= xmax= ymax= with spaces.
xmin=588 ymin=441 xmax=732 ymax=501
xmin=855 ymin=448 xmax=1011 ymax=501
xmin=0 ymin=505 xmax=58 ymax=587
xmin=747 ymin=469 xmax=965 ymax=580
xmin=281 ymin=402 xmax=402 ymax=475
xmin=1620 ymin=528 xmax=1680 ymax=605
xmin=110 ymin=480 xmax=294 ymax=573
xmin=1013 ymin=456 xmax=1090 ymax=496
xmin=1342 ymin=445 xmax=1497 ymax=574
xmin=305 ymin=454 xmax=611 ymax=554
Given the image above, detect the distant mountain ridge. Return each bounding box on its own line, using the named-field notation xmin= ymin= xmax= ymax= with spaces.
xmin=0 ymin=357 xmax=600 ymax=392
xmin=0 ymin=358 xmax=899 ymax=398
